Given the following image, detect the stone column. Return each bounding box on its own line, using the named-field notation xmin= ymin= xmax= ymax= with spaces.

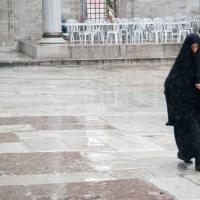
xmin=39 ymin=0 xmax=65 ymax=44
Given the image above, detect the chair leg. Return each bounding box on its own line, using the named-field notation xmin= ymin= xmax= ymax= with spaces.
xmin=107 ymin=33 xmax=110 ymax=44
xmin=134 ymin=33 xmax=136 ymax=43
xmin=126 ymin=33 xmax=129 ymax=44
xmin=115 ymin=33 xmax=118 ymax=45
xmin=79 ymin=33 xmax=82 ymax=44
xmin=135 ymin=32 xmax=139 ymax=43
xmin=119 ymin=34 xmax=122 ymax=44
xmin=171 ymin=33 xmax=174 ymax=43
xmin=156 ymin=33 xmax=158 ymax=44
xmin=96 ymin=33 xmax=99 ymax=43
xmin=72 ymin=34 xmax=75 ymax=44
xmin=85 ymin=34 xmax=88 ymax=45
xmin=91 ymin=34 xmax=94 ymax=45
xmin=178 ymin=32 xmax=182 ymax=43
xmin=70 ymin=35 xmax=73 ymax=44
xmin=141 ymin=33 xmax=143 ymax=43
xmin=131 ymin=33 xmax=134 ymax=44
xmin=101 ymin=32 xmax=104 ymax=44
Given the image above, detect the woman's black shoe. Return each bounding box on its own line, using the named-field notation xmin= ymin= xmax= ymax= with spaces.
xmin=178 ymin=152 xmax=193 ymax=164
xmin=184 ymin=160 xmax=193 ymax=164
xmin=195 ymin=166 xmax=200 ymax=171
xmin=195 ymin=159 xmax=200 ymax=171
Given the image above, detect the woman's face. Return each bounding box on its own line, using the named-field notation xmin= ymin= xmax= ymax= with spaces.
xmin=191 ymin=43 xmax=199 ymax=54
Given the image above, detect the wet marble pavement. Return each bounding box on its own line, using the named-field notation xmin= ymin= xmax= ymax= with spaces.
xmin=0 ymin=63 xmax=199 ymax=200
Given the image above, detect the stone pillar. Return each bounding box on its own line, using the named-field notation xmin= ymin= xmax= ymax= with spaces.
xmin=39 ymin=0 xmax=65 ymax=44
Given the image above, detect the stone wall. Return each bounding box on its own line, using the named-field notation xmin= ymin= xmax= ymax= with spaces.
xmin=0 ymin=0 xmax=42 ymax=48
xmin=0 ymin=0 xmax=12 ymax=46
xmin=126 ymin=0 xmax=199 ymax=18
xmin=61 ymin=0 xmax=81 ymax=21
xmin=0 ymin=0 xmax=199 ymax=49
xmin=0 ymin=0 xmax=81 ymax=49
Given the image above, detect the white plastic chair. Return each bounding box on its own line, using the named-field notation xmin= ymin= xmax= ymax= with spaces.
xmin=132 ymin=18 xmax=144 ymax=43
xmin=143 ymin=18 xmax=153 ymax=42
xmin=106 ymin=20 xmax=121 ymax=44
xmin=119 ymin=18 xmax=131 ymax=44
xmin=180 ymin=16 xmax=193 ymax=22
xmin=67 ymin=19 xmax=82 ymax=44
xmin=92 ymin=21 xmax=105 ymax=44
xmin=82 ymin=20 xmax=95 ymax=45
xmin=164 ymin=23 xmax=174 ymax=43
xmin=177 ymin=21 xmax=191 ymax=43
xmin=194 ymin=15 xmax=200 ymax=23
xmin=193 ymin=16 xmax=200 ymax=33
xmin=152 ymin=18 xmax=165 ymax=43
xmin=164 ymin=17 xmax=175 ymax=43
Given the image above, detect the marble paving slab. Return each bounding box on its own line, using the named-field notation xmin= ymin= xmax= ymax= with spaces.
xmin=0 ymin=179 xmax=175 ymax=200
xmin=0 ymin=63 xmax=198 ymax=200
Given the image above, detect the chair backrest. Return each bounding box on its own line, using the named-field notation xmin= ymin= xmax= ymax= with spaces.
xmin=142 ymin=18 xmax=153 ymax=31
xmin=67 ymin=19 xmax=78 ymax=24
xmin=84 ymin=20 xmax=95 ymax=32
xmin=194 ymin=15 xmax=200 ymax=21
xmin=194 ymin=15 xmax=200 ymax=28
xmin=178 ymin=21 xmax=192 ymax=31
xmin=119 ymin=18 xmax=131 ymax=30
xmin=143 ymin=18 xmax=153 ymax=24
xmin=99 ymin=18 xmax=106 ymax=23
xmin=164 ymin=22 xmax=175 ymax=31
xmin=67 ymin=19 xmax=79 ymax=32
xmin=133 ymin=17 xmax=143 ymax=24
xmin=179 ymin=16 xmax=193 ymax=22
xmin=109 ymin=18 xmax=121 ymax=32
xmin=114 ymin=18 xmax=121 ymax=23
xmin=165 ymin=16 xmax=174 ymax=22
xmin=164 ymin=16 xmax=175 ymax=31
xmin=153 ymin=18 xmax=164 ymax=31
xmin=153 ymin=18 xmax=165 ymax=24
xmin=133 ymin=22 xmax=144 ymax=32
xmin=133 ymin=17 xmax=144 ymax=31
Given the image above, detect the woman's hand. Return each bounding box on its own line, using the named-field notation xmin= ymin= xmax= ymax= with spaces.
xmin=195 ymin=84 xmax=200 ymax=90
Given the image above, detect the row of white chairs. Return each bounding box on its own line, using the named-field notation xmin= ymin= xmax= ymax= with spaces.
xmin=131 ymin=17 xmax=194 ymax=43
xmin=62 ymin=16 xmax=200 ymax=45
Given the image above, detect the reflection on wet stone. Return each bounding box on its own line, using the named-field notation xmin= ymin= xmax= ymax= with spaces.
xmin=0 ymin=116 xmax=116 ymax=130
xmin=0 ymin=64 xmax=199 ymax=200
xmin=0 ymin=133 xmax=19 ymax=143
xmin=0 ymin=179 xmax=175 ymax=200
xmin=0 ymin=152 xmax=93 ymax=176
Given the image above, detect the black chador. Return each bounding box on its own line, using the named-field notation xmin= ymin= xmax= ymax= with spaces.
xmin=164 ymin=34 xmax=200 ymax=171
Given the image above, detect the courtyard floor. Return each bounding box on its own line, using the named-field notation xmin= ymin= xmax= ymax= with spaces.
xmin=0 ymin=63 xmax=200 ymax=200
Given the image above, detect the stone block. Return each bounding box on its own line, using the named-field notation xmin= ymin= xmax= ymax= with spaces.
xmin=20 ymin=40 xmax=181 ymax=61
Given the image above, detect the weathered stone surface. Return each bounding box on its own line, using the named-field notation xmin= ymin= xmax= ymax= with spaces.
xmin=0 ymin=63 xmax=199 ymax=199
xmin=0 ymin=0 xmax=199 ymax=48
xmin=19 ymin=41 xmax=181 ymax=60
xmin=126 ymin=0 xmax=199 ymax=18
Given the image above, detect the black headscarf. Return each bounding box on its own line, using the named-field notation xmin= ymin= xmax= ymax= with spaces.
xmin=164 ymin=34 xmax=200 ymax=126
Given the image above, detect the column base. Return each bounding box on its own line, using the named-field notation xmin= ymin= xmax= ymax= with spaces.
xmin=39 ymin=37 xmax=66 ymax=44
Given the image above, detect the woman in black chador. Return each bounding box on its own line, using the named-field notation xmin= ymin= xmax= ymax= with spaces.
xmin=164 ymin=34 xmax=200 ymax=171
